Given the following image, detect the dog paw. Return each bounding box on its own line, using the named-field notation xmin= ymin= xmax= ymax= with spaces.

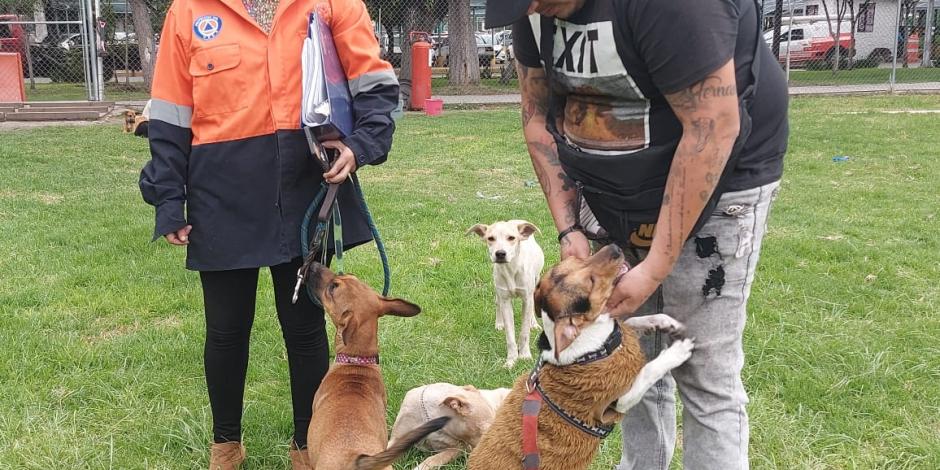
xmin=503 ymin=356 xmax=517 ymax=368
xmin=658 ymin=338 xmax=695 ymax=369
xmin=626 ymin=314 xmax=687 ymax=339
xmin=518 ymin=349 xmax=533 ymax=361
xmin=529 ymin=321 xmax=542 ymax=332
xmin=495 ymin=322 xmax=505 ymax=331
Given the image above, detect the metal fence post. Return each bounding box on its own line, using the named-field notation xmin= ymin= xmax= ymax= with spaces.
xmin=890 ymin=0 xmax=902 ymax=92
xmin=79 ymin=0 xmax=102 ymax=101
xmin=94 ymin=0 xmax=104 ymax=100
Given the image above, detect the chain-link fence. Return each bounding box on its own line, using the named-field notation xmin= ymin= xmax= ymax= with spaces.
xmin=764 ymin=0 xmax=939 ymax=88
xmin=0 ymin=0 xmax=160 ymax=102
xmin=363 ymin=0 xmax=515 ymax=102
xmin=4 ymin=0 xmax=940 ymax=104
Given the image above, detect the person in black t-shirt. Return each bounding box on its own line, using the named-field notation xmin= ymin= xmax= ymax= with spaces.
xmin=485 ymin=1 xmax=787 ymax=469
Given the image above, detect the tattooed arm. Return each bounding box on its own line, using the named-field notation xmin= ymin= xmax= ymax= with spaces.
xmin=607 ymin=58 xmax=741 ymax=317
xmin=517 ymin=61 xmax=590 ymax=259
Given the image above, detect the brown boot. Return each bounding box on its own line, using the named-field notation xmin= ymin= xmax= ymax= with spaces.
xmin=289 ymin=441 xmax=312 ymax=470
xmin=209 ymin=442 xmax=245 ymax=470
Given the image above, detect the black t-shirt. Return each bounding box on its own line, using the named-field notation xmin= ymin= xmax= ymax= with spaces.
xmin=513 ymin=0 xmax=788 ymax=191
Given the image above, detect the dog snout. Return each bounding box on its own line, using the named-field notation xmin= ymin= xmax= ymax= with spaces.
xmin=494 ymin=250 xmax=507 ymax=262
xmin=308 ymin=262 xmax=332 ymax=293
xmin=604 ymin=243 xmax=623 ymax=260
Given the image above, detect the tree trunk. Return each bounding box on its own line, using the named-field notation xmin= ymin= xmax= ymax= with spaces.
xmin=448 ymin=0 xmax=479 ymax=85
xmin=128 ymin=0 xmax=155 ymax=89
xmin=848 ymin=1 xmax=856 ymax=68
xmin=821 ymin=0 xmax=840 ymax=72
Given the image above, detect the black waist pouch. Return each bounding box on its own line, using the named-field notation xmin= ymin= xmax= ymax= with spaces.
xmin=555 ymin=101 xmax=753 ymax=247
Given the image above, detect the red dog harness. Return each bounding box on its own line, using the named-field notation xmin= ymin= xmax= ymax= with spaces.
xmin=522 ymin=383 xmax=543 ymax=470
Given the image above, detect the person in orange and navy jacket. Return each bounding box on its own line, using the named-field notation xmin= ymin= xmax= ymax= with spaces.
xmin=138 ymin=0 xmax=398 ymax=467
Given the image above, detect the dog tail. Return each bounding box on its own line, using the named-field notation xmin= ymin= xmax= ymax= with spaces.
xmin=355 ymin=416 xmax=451 ymax=470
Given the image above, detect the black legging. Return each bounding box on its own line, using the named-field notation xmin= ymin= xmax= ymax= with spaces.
xmin=199 ymin=257 xmax=329 ymax=448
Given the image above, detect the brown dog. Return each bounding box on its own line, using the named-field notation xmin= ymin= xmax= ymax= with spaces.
xmin=467 ymin=244 xmax=694 ymax=470
xmin=122 ymin=110 xmax=137 ymax=133
xmin=305 ymin=263 xmax=449 ymax=470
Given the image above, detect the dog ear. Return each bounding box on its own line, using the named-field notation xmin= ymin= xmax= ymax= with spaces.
xmin=443 ymin=396 xmax=472 ymax=416
xmin=466 ymin=224 xmax=488 ymax=238
xmin=338 ymin=310 xmax=354 ymax=345
xmin=517 ymin=222 xmax=540 ymax=239
xmin=381 ymin=298 xmax=421 ymax=317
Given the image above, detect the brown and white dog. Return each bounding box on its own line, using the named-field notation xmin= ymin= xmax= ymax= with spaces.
xmin=389 ymin=383 xmax=511 ymax=469
xmin=467 ymin=244 xmax=694 ymax=470
xmin=305 ymin=263 xmax=449 ymax=470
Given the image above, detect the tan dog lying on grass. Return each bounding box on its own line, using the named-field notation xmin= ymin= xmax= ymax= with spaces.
xmin=389 ymin=383 xmax=511 ymax=469
xmin=467 ymin=244 xmax=694 ymax=470
xmin=304 ymin=263 xmax=449 ymax=470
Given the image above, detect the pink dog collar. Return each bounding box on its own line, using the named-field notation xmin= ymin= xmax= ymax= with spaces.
xmin=335 ymin=353 xmax=380 ymax=365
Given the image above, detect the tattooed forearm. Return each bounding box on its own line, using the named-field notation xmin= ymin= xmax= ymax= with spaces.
xmin=644 ymin=59 xmax=740 ymax=280
xmin=558 ymin=171 xmax=575 ymax=191
xmin=527 ymin=140 xmax=561 ymax=166
xmin=563 ymin=198 xmax=578 ymax=225
xmin=532 ymin=158 xmax=552 ymax=194
xmin=519 ymin=62 xmax=581 ymax=234
xmin=691 ymin=117 xmax=715 ymax=153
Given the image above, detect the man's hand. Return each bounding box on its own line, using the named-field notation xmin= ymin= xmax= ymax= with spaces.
xmin=322 ymin=140 xmax=358 ymax=184
xmin=605 ymin=261 xmax=662 ymax=318
xmin=560 ymin=230 xmax=590 ymax=260
xmin=165 ymin=225 xmax=192 ymax=246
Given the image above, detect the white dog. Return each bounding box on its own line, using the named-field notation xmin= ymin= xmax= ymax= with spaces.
xmin=468 ymin=220 xmax=545 ymax=368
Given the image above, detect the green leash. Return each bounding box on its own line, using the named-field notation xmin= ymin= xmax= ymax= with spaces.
xmin=291 ymin=141 xmax=390 ymax=305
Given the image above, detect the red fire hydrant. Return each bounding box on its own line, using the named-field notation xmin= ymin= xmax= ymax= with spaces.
xmin=409 ymin=31 xmax=432 ymax=111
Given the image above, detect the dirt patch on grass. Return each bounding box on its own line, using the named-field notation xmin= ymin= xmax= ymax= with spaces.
xmin=84 ymin=321 xmax=141 ymax=344
xmin=0 ymin=190 xmax=65 ymax=205
xmin=83 ymin=315 xmax=181 ymax=344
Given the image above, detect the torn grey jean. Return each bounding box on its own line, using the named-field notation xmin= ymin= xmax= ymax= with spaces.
xmin=611 ymin=180 xmax=780 ymax=470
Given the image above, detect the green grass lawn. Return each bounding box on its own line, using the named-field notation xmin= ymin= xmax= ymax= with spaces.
xmin=23 ymin=82 xmax=150 ymax=102
xmin=788 ymin=66 xmax=940 ymax=87
xmin=1 ymin=96 xmax=939 ymax=469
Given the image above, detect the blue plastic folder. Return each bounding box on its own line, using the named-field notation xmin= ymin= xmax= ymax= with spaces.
xmin=301 ymin=11 xmax=354 ymax=141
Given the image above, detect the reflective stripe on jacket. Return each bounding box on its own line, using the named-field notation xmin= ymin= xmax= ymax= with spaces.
xmin=140 ymin=0 xmax=399 ymax=271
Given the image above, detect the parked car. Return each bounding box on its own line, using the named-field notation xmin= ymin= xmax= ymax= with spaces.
xmin=27 ymin=32 xmax=142 ymax=82
xmin=764 ymin=19 xmax=854 ymax=69
xmin=476 ymin=33 xmax=495 ymax=67
xmin=382 ymin=32 xmax=435 ymax=68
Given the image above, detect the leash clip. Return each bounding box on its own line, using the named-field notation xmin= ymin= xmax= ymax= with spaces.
xmin=291 ymin=267 xmax=305 ymax=304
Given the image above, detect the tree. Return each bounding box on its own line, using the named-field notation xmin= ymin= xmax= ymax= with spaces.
xmin=129 ymin=0 xmax=155 ymax=89
xmin=447 ymin=0 xmax=478 ymax=85
xmin=820 ymin=0 xmax=853 ymax=71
